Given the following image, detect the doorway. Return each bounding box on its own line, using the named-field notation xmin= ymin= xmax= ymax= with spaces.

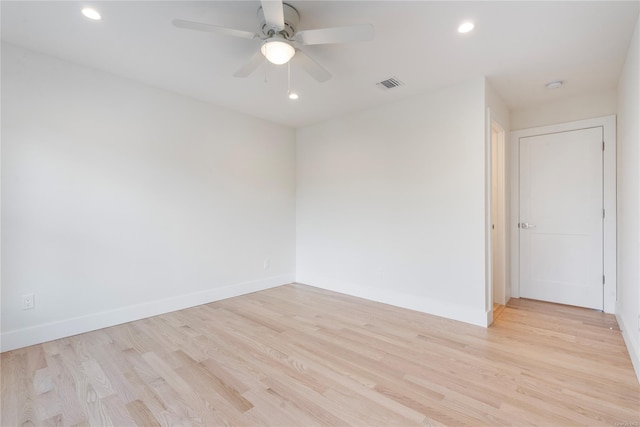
xmin=491 ymin=121 xmax=507 ymax=320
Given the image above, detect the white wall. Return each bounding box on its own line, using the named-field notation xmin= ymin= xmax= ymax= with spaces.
xmin=1 ymin=44 xmax=296 ymax=351
xmin=511 ymin=89 xmax=617 ymax=130
xmin=296 ymin=78 xmax=489 ymax=326
xmin=616 ymin=15 xmax=640 ymax=380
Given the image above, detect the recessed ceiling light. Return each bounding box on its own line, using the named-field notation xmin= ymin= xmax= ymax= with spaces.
xmin=82 ymin=8 xmax=101 ymax=21
xmin=546 ymin=80 xmax=564 ymax=89
xmin=288 ymin=92 xmax=299 ymax=100
xmin=458 ymin=21 xmax=474 ymax=33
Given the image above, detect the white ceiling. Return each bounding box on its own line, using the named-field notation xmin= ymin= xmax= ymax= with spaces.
xmin=2 ymin=1 xmax=638 ymax=128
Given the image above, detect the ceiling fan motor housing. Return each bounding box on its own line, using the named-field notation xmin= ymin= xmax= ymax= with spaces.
xmin=258 ymin=3 xmax=299 ymax=38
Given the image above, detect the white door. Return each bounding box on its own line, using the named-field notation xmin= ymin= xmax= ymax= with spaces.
xmin=519 ymin=127 xmax=603 ymax=310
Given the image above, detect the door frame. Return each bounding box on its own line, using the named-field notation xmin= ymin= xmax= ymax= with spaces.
xmin=510 ymin=115 xmax=616 ymax=313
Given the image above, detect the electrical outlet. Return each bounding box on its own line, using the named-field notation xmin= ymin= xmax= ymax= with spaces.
xmin=264 ymin=258 xmax=270 ymax=270
xmin=22 ymin=293 xmax=35 ymax=310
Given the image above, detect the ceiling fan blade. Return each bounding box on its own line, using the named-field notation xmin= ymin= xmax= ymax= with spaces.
xmin=294 ymin=50 xmax=331 ymax=83
xmin=173 ymin=19 xmax=258 ymax=40
xmin=233 ymin=51 xmax=265 ymax=78
xmin=260 ymin=0 xmax=285 ymax=30
xmin=294 ymin=24 xmax=374 ymax=45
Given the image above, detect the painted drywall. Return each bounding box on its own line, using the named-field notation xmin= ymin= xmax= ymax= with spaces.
xmin=1 ymin=44 xmax=296 ymax=351
xmin=296 ymin=78 xmax=489 ymax=326
xmin=485 ymin=82 xmax=511 ymax=314
xmin=616 ymin=15 xmax=640 ymax=380
xmin=511 ymin=90 xmax=617 ymax=130
xmin=486 ymin=83 xmax=511 ymax=132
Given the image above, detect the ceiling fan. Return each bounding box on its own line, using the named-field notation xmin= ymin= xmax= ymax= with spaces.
xmin=173 ymin=0 xmax=375 ymax=83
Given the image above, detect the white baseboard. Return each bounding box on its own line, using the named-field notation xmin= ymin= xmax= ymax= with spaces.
xmin=1 ymin=274 xmax=294 ymax=352
xmin=298 ymin=277 xmax=489 ymax=327
xmin=616 ymin=311 xmax=640 ymax=384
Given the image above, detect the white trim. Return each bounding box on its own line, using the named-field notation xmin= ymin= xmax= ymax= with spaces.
xmin=300 ymin=277 xmax=489 ymax=327
xmin=509 ymin=115 xmax=617 ymax=312
xmin=616 ymin=311 xmax=640 ymax=383
xmin=0 ymin=275 xmax=294 ymax=352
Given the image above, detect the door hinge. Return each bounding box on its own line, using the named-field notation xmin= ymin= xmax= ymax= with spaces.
xmin=603 ymin=275 xmax=606 ymax=285
xmin=603 ymin=141 xmax=605 ymax=151
xmin=603 ymin=208 xmax=606 ymax=219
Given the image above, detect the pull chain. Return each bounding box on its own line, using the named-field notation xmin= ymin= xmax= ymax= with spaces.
xmin=287 ymin=61 xmax=298 ymax=100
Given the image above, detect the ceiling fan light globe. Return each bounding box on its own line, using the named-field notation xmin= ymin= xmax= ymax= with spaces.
xmin=261 ymin=40 xmax=295 ymax=65
xmin=81 ymin=7 xmax=101 ymax=20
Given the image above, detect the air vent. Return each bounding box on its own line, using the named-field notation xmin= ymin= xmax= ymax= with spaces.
xmin=376 ymin=77 xmax=404 ymax=90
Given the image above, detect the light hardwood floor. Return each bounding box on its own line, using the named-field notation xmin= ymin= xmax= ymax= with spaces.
xmin=2 ymin=284 xmax=639 ymax=426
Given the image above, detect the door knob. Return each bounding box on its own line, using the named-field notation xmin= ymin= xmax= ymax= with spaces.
xmin=521 ymin=222 xmax=536 ymax=229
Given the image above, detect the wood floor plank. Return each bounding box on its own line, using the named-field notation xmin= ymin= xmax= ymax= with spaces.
xmin=33 ymin=367 xmax=64 ymax=421
xmin=100 ymin=394 xmax=137 ymax=427
xmin=172 ymin=350 xmax=254 ymax=414
xmin=44 ymin=351 xmax=88 ymax=426
xmin=141 ymin=351 xmax=217 ymax=426
xmin=86 ymin=343 xmax=138 ymax=405
xmin=2 ymin=284 xmax=639 ymax=426
xmin=124 ymin=399 xmax=161 ymax=427
xmin=1 ymin=350 xmax=19 ymax=426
